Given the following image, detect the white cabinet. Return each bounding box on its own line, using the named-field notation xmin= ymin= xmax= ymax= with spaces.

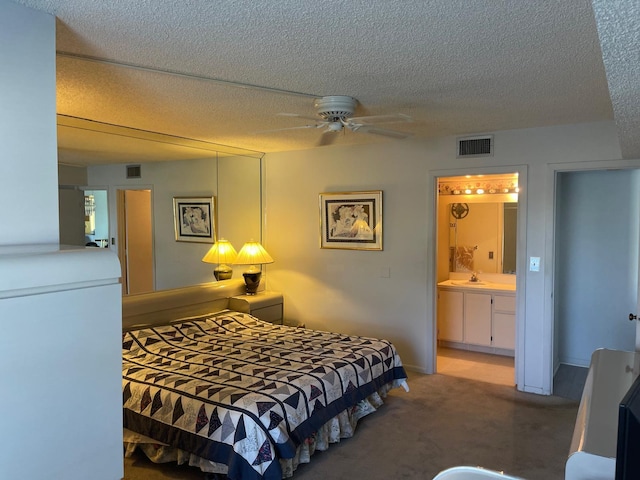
xmin=437 ymin=286 xmax=515 ymax=355
xmin=464 ymin=292 xmax=492 ymax=346
xmin=438 ymin=290 xmax=464 ymax=342
xmin=492 ymin=294 xmax=516 ymax=350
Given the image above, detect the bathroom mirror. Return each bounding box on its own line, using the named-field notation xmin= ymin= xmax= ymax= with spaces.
xmin=448 ymin=202 xmax=517 ymax=274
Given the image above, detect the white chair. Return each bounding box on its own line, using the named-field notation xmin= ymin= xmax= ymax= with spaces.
xmin=432 ymin=466 xmax=524 ymax=480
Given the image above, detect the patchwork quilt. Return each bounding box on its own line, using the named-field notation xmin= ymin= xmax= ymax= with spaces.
xmin=122 ymin=310 xmax=407 ymax=480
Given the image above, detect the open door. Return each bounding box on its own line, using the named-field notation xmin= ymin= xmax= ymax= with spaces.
xmin=117 ymin=189 xmax=154 ymax=295
xmin=58 ymin=187 xmax=86 ymax=246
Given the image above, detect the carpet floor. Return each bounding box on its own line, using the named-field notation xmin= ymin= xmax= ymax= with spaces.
xmin=123 ymin=372 xmax=579 ymax=480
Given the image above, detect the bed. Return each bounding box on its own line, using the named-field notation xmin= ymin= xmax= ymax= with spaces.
xmin=122 ymin=281 xmax=409 ymax=480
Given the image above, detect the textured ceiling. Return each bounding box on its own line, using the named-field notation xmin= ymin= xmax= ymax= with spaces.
xmin=592 ymin=0 xmax=640 ymax=159
xmin=12 ymin=0 xmax=634 ymax=165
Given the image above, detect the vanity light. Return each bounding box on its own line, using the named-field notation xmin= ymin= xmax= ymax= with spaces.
xmin=465 ymin=189 xmax=472 ymax=194
xmin=202 ymin=239 xmax=238 ymax=281
xmin=476 ymin=188 xmax=484 ymax=194
xmin=233 ymin=240 xmax=274 ymax=295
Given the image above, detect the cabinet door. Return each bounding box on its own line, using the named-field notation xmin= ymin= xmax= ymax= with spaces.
xmin=438 ymin=290 xmax=463 ymax=342
xmin=493 ymin=313 xmax=515 ymax=350
xmin=464 ymin=292 xmax=492 ymax=346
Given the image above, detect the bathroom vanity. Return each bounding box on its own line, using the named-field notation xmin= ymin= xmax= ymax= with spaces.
xmin=437 ymin=279 xmax=516 ymax=356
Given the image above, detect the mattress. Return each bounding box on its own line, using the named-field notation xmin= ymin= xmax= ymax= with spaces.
xmin=122 ymin=310 xmax=408 ymax=480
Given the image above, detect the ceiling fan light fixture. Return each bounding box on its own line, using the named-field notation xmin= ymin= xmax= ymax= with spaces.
xmin=326 ymin=121 xmax=344 ymax=132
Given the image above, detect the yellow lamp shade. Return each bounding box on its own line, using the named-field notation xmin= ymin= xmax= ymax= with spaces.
xmin=202 ymin=239 xmax=238 ymax=281
xmin=202 ymin=239 xmax=238 ymax=264
xmin=234 ymin=241 xmax=274 ymax=267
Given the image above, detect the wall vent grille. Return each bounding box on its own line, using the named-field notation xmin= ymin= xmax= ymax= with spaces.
xmin=457 ymin=135 xmax=493 ymax=157
xmin=126 ymin=164 xmax=141 ymax=179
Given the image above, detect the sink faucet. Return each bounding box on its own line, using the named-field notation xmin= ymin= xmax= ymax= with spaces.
xmin=469 ymin=272 xmax=479 ymax=282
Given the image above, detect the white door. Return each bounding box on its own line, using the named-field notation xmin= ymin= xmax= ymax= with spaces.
xmin=117 ymin=189 xmax=154 ymax=295
xmin=636 ymin=248 xmax=640 ymax=351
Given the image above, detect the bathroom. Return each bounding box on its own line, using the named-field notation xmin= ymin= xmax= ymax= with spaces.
xmin=435 ymin=173 xmax=519 ymax=385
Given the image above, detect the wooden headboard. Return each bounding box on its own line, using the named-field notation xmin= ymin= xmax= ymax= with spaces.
xmin=122 ymin=279 xmax=246 ymax=330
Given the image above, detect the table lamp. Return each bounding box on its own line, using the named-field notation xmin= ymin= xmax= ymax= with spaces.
xmin=233 ymin=240 xmax=274 ymax=294
xmin=202 ymin=239 xmax=238 ymax=281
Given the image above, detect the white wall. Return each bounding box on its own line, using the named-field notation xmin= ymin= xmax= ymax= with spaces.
xmin=0 ymin=0 xmax=58 ymax=244
xmin=0 ymin=2 xmax=123 ymax=479
xmin=264 ymin=142 xmax=429 ymax=371
xmin=264 ymin=121 xmax=625 ymax=394
xmin=555 ymin=169 xmax=639 ymax=366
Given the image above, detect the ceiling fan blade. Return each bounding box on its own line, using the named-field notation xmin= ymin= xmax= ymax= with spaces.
xmin=348 ymin=113 xmax=412 ymax=125
xmin=354 ymin=125 xmax=413 ymax=139
xmin=255 ymin=123 xmax=327 ymax=134
xmin=276 ymin=113 xmax=323 ymax=123
xmin=317 ymin=131 xmax=338 ymax=147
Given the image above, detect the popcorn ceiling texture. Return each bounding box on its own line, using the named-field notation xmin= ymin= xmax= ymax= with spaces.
xmin=592 ymin=0 xmax=640 ymax=159
xmin=11 ymin=0 xmax=634 ymax=161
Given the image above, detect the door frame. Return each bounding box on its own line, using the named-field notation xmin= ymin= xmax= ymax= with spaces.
xmin=427 ymin=165 xmax=528 ymax=390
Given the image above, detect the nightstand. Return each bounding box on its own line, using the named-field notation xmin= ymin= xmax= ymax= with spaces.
xmin=229 ymin=291 xmax=284 ymax=324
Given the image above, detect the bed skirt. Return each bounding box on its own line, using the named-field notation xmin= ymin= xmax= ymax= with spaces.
xmin=124 ymin=379 xmax=407 ymax=478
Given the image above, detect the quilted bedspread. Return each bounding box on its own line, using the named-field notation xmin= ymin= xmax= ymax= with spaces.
xmin=122 ymin=310 xmax=407 ymax=480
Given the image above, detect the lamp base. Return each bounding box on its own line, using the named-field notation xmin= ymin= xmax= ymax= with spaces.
xmin=242 ymin=271 xmax=262 ymax=295
xmin=213 ymin=264 xmax=233 ymax=281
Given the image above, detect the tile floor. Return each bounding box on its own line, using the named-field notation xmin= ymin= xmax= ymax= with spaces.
xmin=437 ymin=347 xmax=515 ymax=387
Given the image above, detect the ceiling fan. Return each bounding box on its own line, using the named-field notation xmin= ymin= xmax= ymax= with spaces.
xmin=266 ymin=95 xmax=413 ymax=146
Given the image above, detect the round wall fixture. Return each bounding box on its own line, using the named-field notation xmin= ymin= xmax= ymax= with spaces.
xmin=450 ymin=203 xmax=470 ymax=219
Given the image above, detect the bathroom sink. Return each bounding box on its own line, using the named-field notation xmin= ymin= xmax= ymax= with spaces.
xmin=451 ymin=280 xmax=488 ymax=286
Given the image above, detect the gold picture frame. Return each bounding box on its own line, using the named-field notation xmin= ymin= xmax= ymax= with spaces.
xmin=173 ymin=196 xmax=215 ymax=243
xmin=319 ymin=190 xmax=382 ymax=250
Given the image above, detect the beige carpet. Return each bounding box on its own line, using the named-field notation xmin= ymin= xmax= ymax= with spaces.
xmin=123 ymin=370 xmax=578 ymax=480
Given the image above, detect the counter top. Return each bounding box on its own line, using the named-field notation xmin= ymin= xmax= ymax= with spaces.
xmin=438 ymin=279 xmax=516 ymax=292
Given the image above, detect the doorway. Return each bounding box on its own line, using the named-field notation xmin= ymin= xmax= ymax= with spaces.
xmin=435 ymin=173 xmax=519 ymax=386
xmin=552 ymin=169 xmax=639 ymax=398
xmin=117 ymin=189 xmax=154 ymax=295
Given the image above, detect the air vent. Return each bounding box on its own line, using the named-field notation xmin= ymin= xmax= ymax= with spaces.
xmin=126 ymin=164 xmax=141 ymax=179
xmin=457 ymin=135 xmax=493 ymax=158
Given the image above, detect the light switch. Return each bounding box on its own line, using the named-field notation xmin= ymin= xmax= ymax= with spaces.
xmin=529 ymin=256 xmax=540 ymax=272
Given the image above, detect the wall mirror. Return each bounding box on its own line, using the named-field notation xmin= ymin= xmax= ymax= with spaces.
xmin=448 ymin=202 xmax=517 ymax=274
xmin=57 ymin=117 xmax=264 ymax=294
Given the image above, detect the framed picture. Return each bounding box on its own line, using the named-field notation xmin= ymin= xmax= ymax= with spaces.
xmin=319 ymin=190 xmax=383 ymax=250
xmin=173 ymin=196 xmax=215 ymax=243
